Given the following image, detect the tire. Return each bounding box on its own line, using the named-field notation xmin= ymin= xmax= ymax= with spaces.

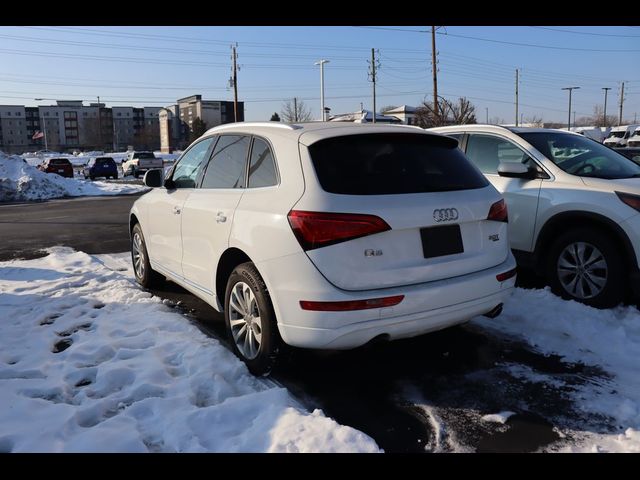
xmin=224 ymin=262 xmax=283 ymax=376
xmin=131 ymin=223 xmax=164 ymax=289
xmin=546 ymin=228 xmax=625 ymax=308
xmin=113 ymin=173 xmax=118 ymax=180
xmin=134 ymin=170 xmax=140 ymax=179
xmin=89 ymin=176 xmax=95 ymax=181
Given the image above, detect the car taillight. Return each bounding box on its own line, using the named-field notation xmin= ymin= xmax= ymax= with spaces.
xmin=616 ymin=191 xmax=640 ymax=213
xmin=287 ymin=210 xmax=391 ymax=251
xmin=487 ymin=199 xmax=508 ymax=223
xmin=300 ymin=295 xmax=404 ymax=311
xmin=496 ymin=268 xmax=517 ymax=282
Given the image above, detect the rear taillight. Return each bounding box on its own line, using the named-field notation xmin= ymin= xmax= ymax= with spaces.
xmin=496 ymin=268 xmax=517 ymax=282
xmin=287 ymin=210 xmax=391 ymax=251
xmin=300 ymin=295 xmax=404 ymax=311
xmin=487 ymin=199 xmax=508 ymax=223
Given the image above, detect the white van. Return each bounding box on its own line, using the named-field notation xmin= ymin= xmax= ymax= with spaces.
xmin=626 ymin=126 xmax=640 ymax=147
xmin=604 ymin=125 xmax=639 ymax=148
xmin=573 ymin=126 xmax=606 ymax=143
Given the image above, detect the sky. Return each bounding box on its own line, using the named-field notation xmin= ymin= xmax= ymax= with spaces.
xmin=0 ymin=26 xmax=639 ymax=124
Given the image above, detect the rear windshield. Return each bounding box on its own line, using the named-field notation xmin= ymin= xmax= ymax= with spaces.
xmin=135 ymin=152 xmax=156 ymax=159
xmin=307 ymin=133 xmax=489 ymax=195
xmin=96 ymin=157 xmax=115 ymax=165
xmin=50 ymin=158 xmax=71 ymax=165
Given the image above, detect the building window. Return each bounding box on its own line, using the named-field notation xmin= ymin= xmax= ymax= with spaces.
xmin=16 ymin=112 xmax=21 ymax=116
xmin=7 ymin=112 xmax=11 ymax=116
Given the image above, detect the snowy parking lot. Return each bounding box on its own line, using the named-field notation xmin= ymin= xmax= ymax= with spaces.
xmin=1 ymin=246 xmax=639 ymax=452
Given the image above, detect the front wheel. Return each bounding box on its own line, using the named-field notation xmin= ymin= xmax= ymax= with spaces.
xmin=224 ymin=262 xmax=282 ymax=376
xmin=546 ymin=228 xmax=625 ymax=308
xmin=131 ymin=223 xmax=164 ymax=289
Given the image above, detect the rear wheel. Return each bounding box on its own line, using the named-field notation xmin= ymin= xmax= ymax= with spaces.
xmin=546 ymin=228 xmax=625 ymax=308
xmin=131 ymin=223 xmax=164 ymax=289
xmin=224 ymin=262 xmax=282 ymax=376
xmin=89 ymin=175 xmax=95 ymax=181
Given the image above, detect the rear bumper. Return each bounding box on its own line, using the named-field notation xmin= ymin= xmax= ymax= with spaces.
xmin=257 ymin=251 xmax=516 ymax=349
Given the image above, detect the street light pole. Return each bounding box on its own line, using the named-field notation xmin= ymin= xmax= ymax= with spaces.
xmin=315 ymin=60 xmax=330 ymax=121
xmin=561 ymin=87 xmax=580 ymax=131
xmin=97 ymin=96 xmax=102 ymax=151
xmin=34 ymin=98 xmax=48 ymax=151
xmin=602 ymin=87 xmax=611 ymax=128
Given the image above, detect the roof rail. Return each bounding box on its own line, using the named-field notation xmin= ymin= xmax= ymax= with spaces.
xmin=205 ymin=122 xmax=303 ymax=135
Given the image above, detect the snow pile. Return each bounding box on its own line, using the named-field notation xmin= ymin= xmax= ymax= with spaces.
xmin=475 ymin=287 xmax=640 ymax=452
xmin=0 ymin=152 xmax=148 ymax=202
xmin=481 ymin=411 xmax=516 ymax=424
xmin=0 ymin=248 xmax=380 ymax=453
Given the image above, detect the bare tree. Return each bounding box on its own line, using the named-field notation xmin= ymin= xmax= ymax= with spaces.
xmin=524 ymin=115 xmax=544 ymax=127
xmin=592 ymin=105 xmax=617 ymax=128
xmin=281 ymin=99 xmax=313 ymax=122
xmin=446 ymin=97 xmax=477 ymax=125
xmin=489 ymin=116 xmax=505 ymax=125
xmin=414 ymin=96 xmax=477 ymax=127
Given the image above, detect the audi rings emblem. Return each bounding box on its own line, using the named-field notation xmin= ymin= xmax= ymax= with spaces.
xmin=433 ymin=208 xmax=459 ymax=222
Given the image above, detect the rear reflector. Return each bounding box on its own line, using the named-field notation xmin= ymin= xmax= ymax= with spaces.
xmin=288 ymin=210 xmax=391 ymax=251
xmin=496 ymin=268 xmax=517 ymax=282
xmin=487 ymin=199 xmax=508 ymax=223
xmin=300 ymin=295 xmax=404 ymax=312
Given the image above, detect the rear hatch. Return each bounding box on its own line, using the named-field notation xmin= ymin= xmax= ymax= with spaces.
xmin=47 ymin=158 xmax=73 ymax=176
xmin=293 ymin=132 xmax=510 ymax=291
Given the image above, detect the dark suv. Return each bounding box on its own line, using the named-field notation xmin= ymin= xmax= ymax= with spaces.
xmin=38 ymin=158 xmax=74 ymax=178
xmin=83 ymin=157 xmax=118 ymax=180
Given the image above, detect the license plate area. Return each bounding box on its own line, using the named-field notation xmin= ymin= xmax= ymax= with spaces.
xmin=420 ymin=225 xmax=463 ymax=259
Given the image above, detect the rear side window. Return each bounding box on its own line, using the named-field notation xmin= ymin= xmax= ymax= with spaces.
xmin=135 ymin=152 xmax=155 ymax=159
xmin=307 ymin=133 xmax=488 ymax=195
xmin=201 ymin=135 xmax=250 ymax=189
xmin=248 ymin=138 xmax=277 ymax=188
xmin=50 ymin=158 xmax=71 ymax=166
xmin=96 ymin=157 xmax=115 ymax=165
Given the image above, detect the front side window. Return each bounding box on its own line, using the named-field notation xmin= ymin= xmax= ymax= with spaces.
xmin=519 ymin=131 xmax=640 ymax=179
xmin=201 ymin=135 xmax=250 ymax=189
xmin=466 ymin=134 xmax=536 ymax=174
xmin=172 ymin=137 xmax=216 ymax=188
xmin=248 ymin=138 xmax=277 ymax=188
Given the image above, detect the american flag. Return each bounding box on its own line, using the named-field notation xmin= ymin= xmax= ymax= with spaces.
xmin=32 ymin=130 xmax=44 ymax=140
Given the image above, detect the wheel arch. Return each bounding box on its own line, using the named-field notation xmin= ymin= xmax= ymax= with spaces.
xmin=533 ymin=210 xmax=637 ymax=276
xmin=215 ymin=247 xmax=253 ymax=309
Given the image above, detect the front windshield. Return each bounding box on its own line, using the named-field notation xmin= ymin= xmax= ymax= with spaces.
xmin=519 ymin=131 xmax=640 ymax=179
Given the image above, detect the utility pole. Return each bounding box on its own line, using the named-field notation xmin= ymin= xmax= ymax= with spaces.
xmin=41 ymin=114 xmax=48 ymax=151
xmin=97 ymin=96 xmax=102 ymax=150
xmin=315 ymin=59 xmax=330 ymax=121
xmin=431 ymin=26 xmax=439 ymax=121
xmin=602 ymin=87 xmax=611 ymax=128
xmin=367 ymin=48 xmax=380 ymax=124
xmin=562 ymin=87 xmax=580 ymax=131
xmin=485 ymin=107 xmax=489 ymax=124
xmin=573 ymin=111 xmax=576 ymax=127
xmin=293 ymin=97 xmax=298 ymax=122
xmin=230 ymin=44 xmax=239 ymax=123
xmin=619 ymin=82 xmax=625 ymax=126
xmin=515 ymin=69 xmax=519 ymax=127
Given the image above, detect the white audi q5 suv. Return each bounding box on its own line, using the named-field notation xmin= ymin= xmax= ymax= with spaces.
xmin=130 ymin=122 xmax=516 ymax=374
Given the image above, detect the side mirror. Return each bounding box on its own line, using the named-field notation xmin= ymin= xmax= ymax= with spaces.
xmin=143 ymin=169 xmax=164 ymax=188
xmin=497 ymin=161 xmax=535 ymax=179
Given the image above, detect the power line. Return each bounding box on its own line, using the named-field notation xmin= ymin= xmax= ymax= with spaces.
xmin=529 ymin=26 xmax=640 ymax=38
xmin=352 ymin=26 xmax=428 ymax=33
xmin=437 ymin=31 xmax=640 ymax=53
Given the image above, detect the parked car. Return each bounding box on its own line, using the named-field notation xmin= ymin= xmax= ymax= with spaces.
xmin=130 ymin=122 xmax=517 ymax=374
xmin=83 ymin=156 xmax=118 ymax=180
xmin=37 ymin=157 xmax=74 ymax=178
xmin=603 ymin=124 xmax=639 ymax=148
xmin=122 ymin=151 xmax=163 ymax=178
xmin=431 ymin=124 xmax=640 ymax=308
xmin=626 ymin=127 xmax=640 ymax=148
xmin=614 ymin=147 xmax=640 ymax=164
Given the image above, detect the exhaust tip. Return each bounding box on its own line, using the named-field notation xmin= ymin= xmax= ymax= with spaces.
xmin=483 ymin=303 xmax=503 ymax=319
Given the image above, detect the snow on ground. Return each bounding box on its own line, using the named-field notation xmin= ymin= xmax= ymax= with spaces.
xmin=0 ymin=152 xmax=149 ymax=202
xmin=0 ymin=248 xmax=380 ymax=453
xmin=474 ymin=286 xmax=640 ymax=452
xmin=481 ymin=411 xmax=516 ymax=424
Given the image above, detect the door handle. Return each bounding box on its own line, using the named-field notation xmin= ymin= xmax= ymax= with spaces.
xmin=216 ymin=212 xmax=227 ymax=223
xmin=173 ymin=206 xmax=181 ymax=215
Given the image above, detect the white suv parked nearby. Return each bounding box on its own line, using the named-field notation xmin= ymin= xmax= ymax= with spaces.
xmin=130 ymin=122 xmax=516 ymax=374
xmin=431 ymin=124 xmax=640 ymax=308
